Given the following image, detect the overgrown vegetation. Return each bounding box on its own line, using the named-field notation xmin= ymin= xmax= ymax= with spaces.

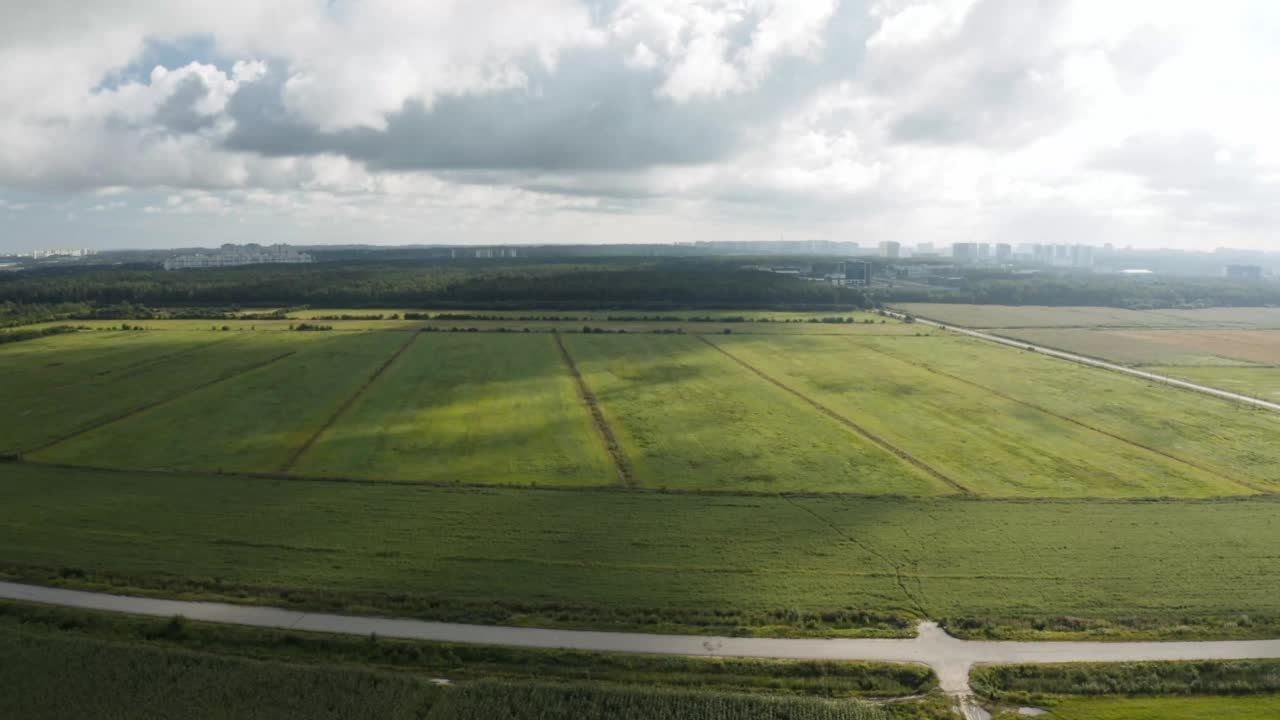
xmin=972 ymin=660 xmax=1280 ymax=704
xmin=425 ymin=680 xmax=887 ymax=720
xmin=0 ymin=324 xmax=79 ymax=344
xmin=0 ymin=623 xmax=441 ymax=720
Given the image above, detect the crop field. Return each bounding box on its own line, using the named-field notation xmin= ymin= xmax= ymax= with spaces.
xmin=5 ymin=463 xmax=1280 ymax=640
xmin=31 ymin=330 xmax=410 ymax=473
xmin=707 ymin=335 xmax=1252 ymax=497
xmin=563 ymin=333 xmax=944 ymax=494
xmin=294 ymin=334 xmax=613 ymax=485
xmin=3 ymin=316 xmax=1280 ymax=645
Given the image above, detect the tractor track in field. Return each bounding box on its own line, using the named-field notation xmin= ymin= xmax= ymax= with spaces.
xmin=552 ymin=332 xmax=634 ymax=486
xmin=782 ymin=496 xmax=929 ymax=619
xmin=280 ymin=331 xmax=421 ymax=473
xmin=694 ymin=336 xmax=970 ymax=495
xmin=41 ymin=334 xmax=243 ymax=392
xmin=22 ymin=350 xmax=299 ymax=456
xmin=856 ymin=341 xmax=1269 ymax=495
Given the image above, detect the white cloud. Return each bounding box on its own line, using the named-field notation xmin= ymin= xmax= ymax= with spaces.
xmin=0 ymin=0 xmax=1278 ymax=250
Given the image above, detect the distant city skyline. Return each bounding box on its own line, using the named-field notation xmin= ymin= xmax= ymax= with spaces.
xmin=2 ymin=1 xmax=1280 ymax=253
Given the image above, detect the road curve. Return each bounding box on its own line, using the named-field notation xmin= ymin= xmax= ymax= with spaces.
xmin=883 ymin=310 xmax=1280 ymax=413
xmin=4 ymin=581 xmax=1280 ymax=697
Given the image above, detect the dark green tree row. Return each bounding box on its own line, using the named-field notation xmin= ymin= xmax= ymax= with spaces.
xmin=0 ymin=260 xmax=866 ymax=310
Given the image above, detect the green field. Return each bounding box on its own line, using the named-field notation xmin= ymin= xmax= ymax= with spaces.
xmin=564 ymin=333 xmax=944 ymax=494
xmin=4 ymin=463 xmax=1280 ymax=640
xmin=712 ymin=335 xmax=1261 ymax=497
xmin=32 ymin=331 xmax=410 ymax=473
xmin=1153 ymin=366 xmax=1280 ymax=402
xmin=0 ymin=331 xmax=324 ymax=454
xmin=998 ymin=696 xmax=1280 ymax=720
xmin=294 ymin=334 xmax=613 ymax=486
xmin=0 ymin=624 xmax=441 ymax=720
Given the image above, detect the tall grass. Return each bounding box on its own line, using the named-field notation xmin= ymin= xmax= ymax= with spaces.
xmin=427 ymin=680 xmax=887 ymax=720
xmin=0 ymin=626 xmax=439 ymax=720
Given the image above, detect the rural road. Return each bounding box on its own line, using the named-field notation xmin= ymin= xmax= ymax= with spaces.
xmin=4 ymin=580 xmax=1280 ymax=702
xmin=883 ymin=310 xmax=1280 ymax=413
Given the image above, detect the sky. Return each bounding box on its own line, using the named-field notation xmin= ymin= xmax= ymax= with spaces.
xmin=1 ymin=0 xmax=1278 ymax=252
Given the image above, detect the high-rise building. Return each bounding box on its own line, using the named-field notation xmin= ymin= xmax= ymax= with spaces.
xmin=878 ymin=241 xmax=901 ymax=259
xmin=1225 ymin=264 xmax=1263 ymax=280
xmin=995 ymin=243 xmax=1012 ymax=261
xmin=952 ymin=243 xmax=978 ymax=263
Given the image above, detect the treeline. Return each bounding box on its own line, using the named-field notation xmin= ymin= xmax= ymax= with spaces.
xmin=971 ymin=660 xmax=1280 ymax=703
xmin=0 ymin=325 xmax=80 ymax=345
xmin=881 ymin=275 xmax=1280 ymax=308
xmin=0 ymin=260 xmax=867 ymax=310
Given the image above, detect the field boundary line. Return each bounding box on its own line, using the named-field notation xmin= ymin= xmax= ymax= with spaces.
xmin=856 ymin=341 xmax=1269 ymax=495
xmin=695 ymin=336 xmax=971 ymax=495
xmin=279 ymin=331 xmax=422 ymax=473
xmin=552 ymin=332 xmax=635 ymax=487
xmin=22 ymin=350 xmax=299 ymax=456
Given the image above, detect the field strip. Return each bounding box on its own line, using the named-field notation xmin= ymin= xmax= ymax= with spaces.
xmin=22 ymin=351 xmax=299 ymax=456
xmin=279 ymin=331 xmax=421 ymax=473
xmin=4 ymin=580 xmax=1280 ymax=699
xmin=782 ymin=497 xmax=927 ymax=618
xmin=854 ymin=341 xmax=1268 ymax=495
xmin=552 ymin=333 xmax=634 ymax=486
xmin=695 ymin=336 xmax=970 ymax=495
xmin=885 ymin=309 xmax=1280 ymax=413
xmin=43 ymin=333 xmax=243 ymax=392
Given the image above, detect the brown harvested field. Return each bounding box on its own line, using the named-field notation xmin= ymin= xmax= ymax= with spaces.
xmin=999 ymin=328 xmax=1280 ymax=367
xmin=896 ymin=304 xmax=1280 ymax=330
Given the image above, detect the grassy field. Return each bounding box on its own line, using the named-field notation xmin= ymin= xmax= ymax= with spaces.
xmin=0 ymin=331 xmax=327 ymax=454
xmin=294 ymin=333 xmax=614 ymax=486
xmin=32 ymin=331 xmax=409 ymax=473
xmin=563 ymin=333 xmax=947 ymax=494
xmin=895 ymin=304 xmax=1280 ymax=329
xmin=0 ymin=623 xmax=441 ymax=720
xmin=997 ymin=328 xmax=1280 ymax=367
xmin=4 ymin=463 xmax=1280 ymax=640
xmin=994 ymin=696 xmax=1280 ymax=719
xmin=1153 ymin=366 xmax=1280 ymax=402
xmin=709 ymin=334 xmax=1254 ymax=497
xmin=860 ymin=335 xmax=1280 ymax=492
xmin=427 ymin=681 xmax=887 ymax=720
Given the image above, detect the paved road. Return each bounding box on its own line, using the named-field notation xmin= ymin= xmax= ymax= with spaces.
xmin=883 ymin=310 xmax=1280 ymax=413
xmin=4 ymin=581 xmax=1280 ymax=698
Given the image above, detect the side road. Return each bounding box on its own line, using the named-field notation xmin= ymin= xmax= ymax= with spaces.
xmin=882 ymin=309 xmax=1280 ymax=413
xmin=3 ymin=581 xmax=1279 ymax=697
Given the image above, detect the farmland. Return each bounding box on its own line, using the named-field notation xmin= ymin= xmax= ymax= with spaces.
xmin=895 ymin=303 xmax=1280 ymax=408
xmin=4 ymin=463 xmax=1280 ymax=640
xmin=294 ymin=334 xmax=613 ymax=486
xmin=2 ymin=313 xmax=1280 ymax=651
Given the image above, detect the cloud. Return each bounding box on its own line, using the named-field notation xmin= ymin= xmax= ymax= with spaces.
xmin=0 ymin=0 xmax=1278 ymax=251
